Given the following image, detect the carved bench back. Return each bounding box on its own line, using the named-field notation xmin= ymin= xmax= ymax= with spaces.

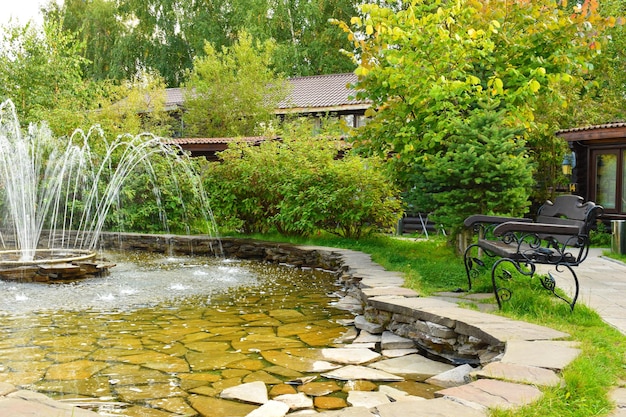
xmin=536 ymin=195 xmax=602 ymax=246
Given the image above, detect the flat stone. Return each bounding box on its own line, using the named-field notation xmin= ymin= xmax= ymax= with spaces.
xmin=232 ymin=334 xmax=305 ymax=352
xmin=298 ymin=381 xmax=341 ymax=396
xmin=472 ymin=362 xmax=561 ymax=387
xmin=342 ymin=380 xmax=378 ymax=392
xmin=360 ymin=287 xmax=419 ymax=298
xmin=314 ymin=396 xmax=348 ymax=410
xmin=246 ymin=400 xmax=291 ymax=417
xmin=368 ymin=354 xmax=455 ymax=381
xmin=347 ymin=391 xmax=391 ymax=408
xmin=426 ymin=364 xmax=474 ymax=388
xmin=381 ymin=348 xmax=419 ymax=358
xmin=378 ymin=385 xmax=425 ymax=402
xmin=188 ymin=395 xmax=257 ymax=417
xmin=45 ymin=360 xmax=109 ymax=380
xmin=261 ymin=351 xmax=341 ymax=373
xmin=320 ymin=348 xmax=381 ymax=365
xmin=322 ymin=365 xmax=404 ymax=382
xmin=0 ymin=396 xmax=101 ymax=417
xmin=273 ymin=392 xmax=314 ymax=410
xmin=354 ymin=316 xmax=384 ymax=334
xmin=376 ymin=397 xmax=486 ymax=417
xmin=316 ymin=406 xmax=376 ymax=416
xmin=0 ymin=382 xmax=16 ymax=396
xmin=269 ymin=384 xmax=297 ymax=397
xmin=436 ymin=379 xmax=542 ymax=410
xmin=610 ymin=387 xmax=626 ymax=406
xmin=220 ymin=381 xmax=268 ymax=405
xmin=501 ymin=340 xmax=581 ymax=371
xmin=381 ymin=331 xmax=415 ymax=350
xmin=352 ymin=331 xmax=381 ymax=344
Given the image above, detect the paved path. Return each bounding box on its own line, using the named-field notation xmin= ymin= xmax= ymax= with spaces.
xmin=576 ymin=248 xmax=626 ymax=334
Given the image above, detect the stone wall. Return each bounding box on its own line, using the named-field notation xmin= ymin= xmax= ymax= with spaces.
xmin=99 ymin=232 xmax=499 ymax=364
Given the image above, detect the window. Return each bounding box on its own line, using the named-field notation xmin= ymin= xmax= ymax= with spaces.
xmin=591 ymin=149 xmax=625 ymax=213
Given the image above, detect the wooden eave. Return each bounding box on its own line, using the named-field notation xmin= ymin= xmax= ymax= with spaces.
xmin=556 ymin=123 xmax=626 ymax=142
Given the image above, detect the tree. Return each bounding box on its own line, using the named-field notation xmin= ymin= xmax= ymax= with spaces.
xmin=45 ymin=0 xmax=358 ymax=85
xmin=335 ymin=0 xmax=620 ymax=235
xmin=182 ymin=31 xmax=288 ymax=138
xmin=0 ymin=20 xmax=92 ymax=133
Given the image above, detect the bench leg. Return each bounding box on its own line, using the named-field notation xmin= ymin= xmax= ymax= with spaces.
xmin=491 ymin=258 xmax=535 ymax=309
xmin=463 ymin=243 xmax=497 ymax=291
xmin=538 ymin=264 xmax=580 ymax=311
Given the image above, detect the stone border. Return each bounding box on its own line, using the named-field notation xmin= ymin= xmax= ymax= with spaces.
xmin=1 ymin=234 xmax=582 ymax=416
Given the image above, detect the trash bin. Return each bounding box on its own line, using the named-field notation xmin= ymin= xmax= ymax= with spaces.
xmin=612 ymin=220 xmax=626 ymax=255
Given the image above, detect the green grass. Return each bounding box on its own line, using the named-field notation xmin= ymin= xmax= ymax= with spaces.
xmin=232 ymin=232 xmax=625 ymax=417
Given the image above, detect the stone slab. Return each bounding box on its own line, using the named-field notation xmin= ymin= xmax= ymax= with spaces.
xmin=360 ymin=287 xmax=419 ymax=299
xmin=472 ymin=362 xmax=562 ymax=387
xmin=220 ymin=381 xmax=268 ymax=405
xmin=347 ymin=391 xmax=391 ymax=408
xmin=322 ymin=365 xmax=404 ymax=382
xmin=375 ymin=397 xmax=486 ymax=417
xmin=501 ymin=340 xmax=581 ymax=371
xmin=426 ymin=364 xmax=474 ymax=388
xmin=368 ymin=354 xmax=455 ymax=381
xmin=436 ymin=379 xmax=542 ymax=410
xmin=246 ymin=400 xmax=290 ymax=417
xmin=381 ymin=331 xmax=415 ymax=350
xmin=354 ymin=315 xmax=384 ymax=334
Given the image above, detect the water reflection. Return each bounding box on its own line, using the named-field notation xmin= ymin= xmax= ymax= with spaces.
xmin=0 ymin=252 xmax=351 ymax=416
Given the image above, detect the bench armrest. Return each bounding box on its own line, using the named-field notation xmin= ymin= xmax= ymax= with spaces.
xmin=464 ymin=215 xmax=532 ymax=228
xmin=493 ymin=221 xmax=580 ymax=237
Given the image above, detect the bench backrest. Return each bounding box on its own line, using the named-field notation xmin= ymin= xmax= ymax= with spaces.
xmin=536 ymin=195 xmax=602 ymax=245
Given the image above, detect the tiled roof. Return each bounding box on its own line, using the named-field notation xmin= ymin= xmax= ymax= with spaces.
xmin=164 ymin=73 xmax=370 ymax=113
xmin=167 ymin=136 xmax=266 ymax=145
xmin=556 ymin=122 xmax=626 ymax=135
xmin=276 ymin=73 xmax=369 ymax=113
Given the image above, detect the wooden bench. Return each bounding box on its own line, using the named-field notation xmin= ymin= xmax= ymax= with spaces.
xmin=463 ymin=195 xmax=603 ymax=310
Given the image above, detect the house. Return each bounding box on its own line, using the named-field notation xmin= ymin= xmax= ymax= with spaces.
xmin=165 ymin=73 xmax=370 ymax=160
xmin=557 ymin=122 xmax=626 ymax=221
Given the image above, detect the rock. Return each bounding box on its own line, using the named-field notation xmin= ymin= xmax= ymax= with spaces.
xmin=245 ymin=400 xmax=290 ymax=417
xmin=376 ymin=397 xmax=486 ymax=417
xmin=426 ymin=364 xmax=474 ymax=388
xmin=220 ymin=381 xmax=268 ymax=405
xmin=320 ymin=348 xmax=381 ymax=365
xmin=381 ymin=332 xmax=415 ymax=350
xmin=354 ymin=316 xmax=384 ymax=334
xmin=368 ymin=354 xmax=455 ymax=381
xmin=436 ymin=379 xmax=542 ymax=410
xmin=273 ymin=393 xmax=314 ymax=410
xmin=298 ymin=381 xmax=341 ymax=397
xmin=471 ymin=362 xmax=561 ymax=387
xmin=347 ymin=391 xmax=391 ymax=408
xmin=381 ymin=348 xmax=419 ymax=358
xmin=500 ymin=340 xmax=581 ymax=371
xmin=352 ymin=331 xmax=382 ymax=344
xmin=261 ymin=351 xmax=341 ymax=373
xmin=314 ymin=396 xmax=348 ymax=410
xmin=322 ymin=365 xmax=404 ymax=382
xmin=378 ymin=385 xmax=425 ymax=402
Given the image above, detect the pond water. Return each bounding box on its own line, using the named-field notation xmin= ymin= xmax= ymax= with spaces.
xmin=0 ymin=252 xmax=356 ymax=416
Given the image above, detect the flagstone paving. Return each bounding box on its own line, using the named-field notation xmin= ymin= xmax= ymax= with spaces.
xmin=1 ymin=244 xmax=623 ymax=416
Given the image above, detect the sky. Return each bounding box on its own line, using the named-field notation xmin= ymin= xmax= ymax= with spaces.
xmin=1 ymin=0 xmax=63 ymax=27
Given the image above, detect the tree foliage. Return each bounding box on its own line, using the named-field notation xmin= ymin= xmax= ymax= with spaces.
xmin=45 ymin=0 xmax=358 ymax=85
xmin=335 ymin=0 xmax=622 ymax=233
xmin=204 ymin=119 xmax=402 ymax=238
xmin=182 ymin=31 xmax=288 ymax=138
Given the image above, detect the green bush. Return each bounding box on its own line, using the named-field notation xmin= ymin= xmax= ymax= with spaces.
xmin=204 ymin=120 xmax=402 ymax=238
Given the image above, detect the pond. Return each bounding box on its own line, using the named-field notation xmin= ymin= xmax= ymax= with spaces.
xmin=0 ymin=251 xmax=356 ymax=416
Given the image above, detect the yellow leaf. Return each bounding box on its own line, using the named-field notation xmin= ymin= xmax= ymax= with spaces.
xmin=350 ymin=17 xmax=362 ymax=26
xmin=529 ymin=79 xmax=541 ymax=93
xmin=468 ymin=28 xmax=476 ymax=38
xmin=366 ymin=25 xmax=374 ymax=35
xmin=494 ymin=78 xmax=503 ymax=91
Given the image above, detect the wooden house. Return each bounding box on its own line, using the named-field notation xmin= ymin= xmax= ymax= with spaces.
xmin=557 ymin=123 xmax=626 ymax=221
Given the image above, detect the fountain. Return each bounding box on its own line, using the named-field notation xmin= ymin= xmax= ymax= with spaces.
xmin=0 ymin=99 xmax=216 ymax=282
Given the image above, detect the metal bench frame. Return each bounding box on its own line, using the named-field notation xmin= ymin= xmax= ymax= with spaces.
xmin=463 ymin=195 xmax=603 ymax=310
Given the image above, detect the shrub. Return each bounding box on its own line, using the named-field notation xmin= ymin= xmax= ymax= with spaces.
xmin=204 ymin=120 xmax=402 ymax=238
